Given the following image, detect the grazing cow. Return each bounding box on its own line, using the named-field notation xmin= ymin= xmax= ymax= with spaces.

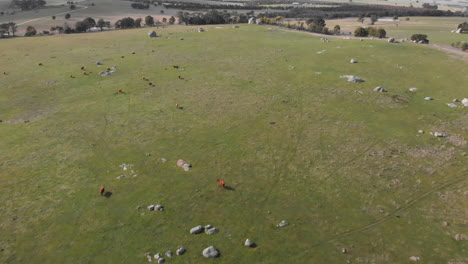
xmin=216 ymin=179 xmax=225 ymax=188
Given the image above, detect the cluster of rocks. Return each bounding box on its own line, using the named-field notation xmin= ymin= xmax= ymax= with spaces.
xmin=190 ymin=224 xmax=218 ymax=235
xmin=116 ymin=163 xmax=137 ymax=179
xmin=146 ymin=247 xmax=185 ymax=263
xmin=176 ymin=159 xmax=191 ymax=171
xmin=430 ymin=131 xmax=446 ymax=138
xmin=147 ymin=204 xmax=164 ymax=211
xmin=340 ymin=75 xmax=364 ymax=83
xmin=277 ymin=220 xmax=289 ymax=227
xmin=99 ymin=66 xmax=118 ymax=77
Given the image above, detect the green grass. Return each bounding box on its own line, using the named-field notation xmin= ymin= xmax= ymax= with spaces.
xmin=0 ymin=25 xmax=467 ymax=264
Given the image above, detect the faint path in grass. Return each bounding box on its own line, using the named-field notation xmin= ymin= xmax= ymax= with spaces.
xmin=312 ymin=173 xmax=467 ymax=247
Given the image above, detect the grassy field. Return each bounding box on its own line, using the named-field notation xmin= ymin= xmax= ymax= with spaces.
xmin=0 ymin=25 xmax=467 ymax=264
xmin=326 ymin=16 xmax=468 ymax=45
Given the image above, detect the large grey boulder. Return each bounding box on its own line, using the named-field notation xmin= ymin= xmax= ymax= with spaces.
xmin=202 ymin=246 xmax=219 ymax=258
xmin=148 ymin=30 xmax=157 ymax=38
xmin=190 ymin=225 xmax=203 ymax=234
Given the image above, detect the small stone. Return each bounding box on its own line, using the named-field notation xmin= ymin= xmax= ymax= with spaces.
xmin=202 ymin=246 xmax=219 ymax=258
xmin=277 ymin=220 xmax=289 ymax=227
xmin=160 ymin=158 xmax=167 ymax=162
xmin=179 ymin=37 xmax=184 ymax=40
xmin=373 ymin=86 xmax=387 ymax=92
xmin=165 ymin=251 xmax=173 ymax=258
xmin=176 ymin=246 xmax=186 ymax=255
xmin=190 ymin=225 xmax=203 ymax=234
xmin=409 ymin=87 xmax=418 ymax=92
xmin=453 ymin=99 xmax=461 ymax=102
xmin=136 ymin=205 xmax=142 ymax=210
xmin=442 ymin=221 xmax=449 ymax=226
xmin=154 ymin=204 xmax=164 ymax=211
xmin=447 ymin=103 xmax=457 ymax=108
xmin=205 ymin=224 xmax=212 ymax=229
xmin=424 ymin=97 xmax=434 ymax=101
xmin=157 ymin=257 xmax=165 ymax=263
xmin=96 ymin=61 xmax=102 ymax=65
xmin=342 ymin=248 xmax=348 ymax=254
xmin=350 ymin=59 xmax=357 ymax=63
xmin=418 ymin=130 xmax=424 ymax=134
xmin=244 ymin=239 xmax=254 ymax=247
xmin=147 ymin=205 xmax=155 ymax=211
xmin=205 ymin=227 xmax=218 ymax=235
xmin=146 ymin=153 xmax=152 ymax=156
xmin=409 ymin=256 xmax=420 ymax=261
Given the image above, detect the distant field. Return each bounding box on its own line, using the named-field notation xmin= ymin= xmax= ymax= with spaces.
xmin=0 ymin=25 xmax=467 ymax=264
xmin=326 ymin=16 xmax=468 ymax=45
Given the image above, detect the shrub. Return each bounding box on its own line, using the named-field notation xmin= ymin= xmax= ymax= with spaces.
xmin=411 ymin=34 xmax=429 ymax=43
xmin=24 ymin=26 xmax=36 ymax=36
xmin=354 ymin=27 xmax=368 ymax=37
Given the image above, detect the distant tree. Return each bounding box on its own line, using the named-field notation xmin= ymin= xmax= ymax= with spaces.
xmin=0 ymin=23 xmax=9 ymax=36
xmin=354 ymin=27 xmax=368 ymax=37
xmin=169 ymin=16 xmax=175 ymax=24
xmin=162 ymin=17 xmax=167 ymax=23
xmin=135 ymin=18 xmax=142 ymax=27
xmin=96 ymin=18 xmax=108 ymax=30
xmin=131 ymin=2 xmax=149 ymax=9
xmin=370 ymin=14 xmax=378 ymax=25
xmin=65 ymin=13 xmax=71 ymax=19
xmin=8 ymin=22 xmax=17 ymax=36
xmin=52 ymin=15 xmax=56 ymax=20
xmin=422 ymin=3 xmax=437 ymax=9
xmin=377 ymin=28 xmax=386 ymax=38
xmin=305 ymin=17 xmax=325 ymax=27
xmin=411 ymin=33 xmax=429 ymax=43
xmin=145 ymin=15 xmax=154 ymax=26
xmin=64 ymin=27 xmax=74 ymax=33
xmin=74 ymin=21 xmax=88 ymax=32
xmin=83 ymin=17 xmax=96 ymax=28
xmin=10 ymin=0 xmax=46 ymax=11
xmin=357 ymin=15 xmax=365 ymax=24
xmin=24 ymin=25 xmax=37 ymax=36
xmin=333 ymin=25 xmax=340 ymax=34
xmin=115 ymin=17 xmax=135 ymax=29
xmin=322 ymin=27 xmax=329 ymax=34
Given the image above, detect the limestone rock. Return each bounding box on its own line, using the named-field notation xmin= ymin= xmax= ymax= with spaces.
xmin=190 ymin=225 xmax=203 ymax=234
xmin=244 ymin=239 xmax=254 ymax=247
xmin=148 ymin=30 xmax=157 ymax=38
xmin=202 ymin=246 xmax=219 ymax=258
